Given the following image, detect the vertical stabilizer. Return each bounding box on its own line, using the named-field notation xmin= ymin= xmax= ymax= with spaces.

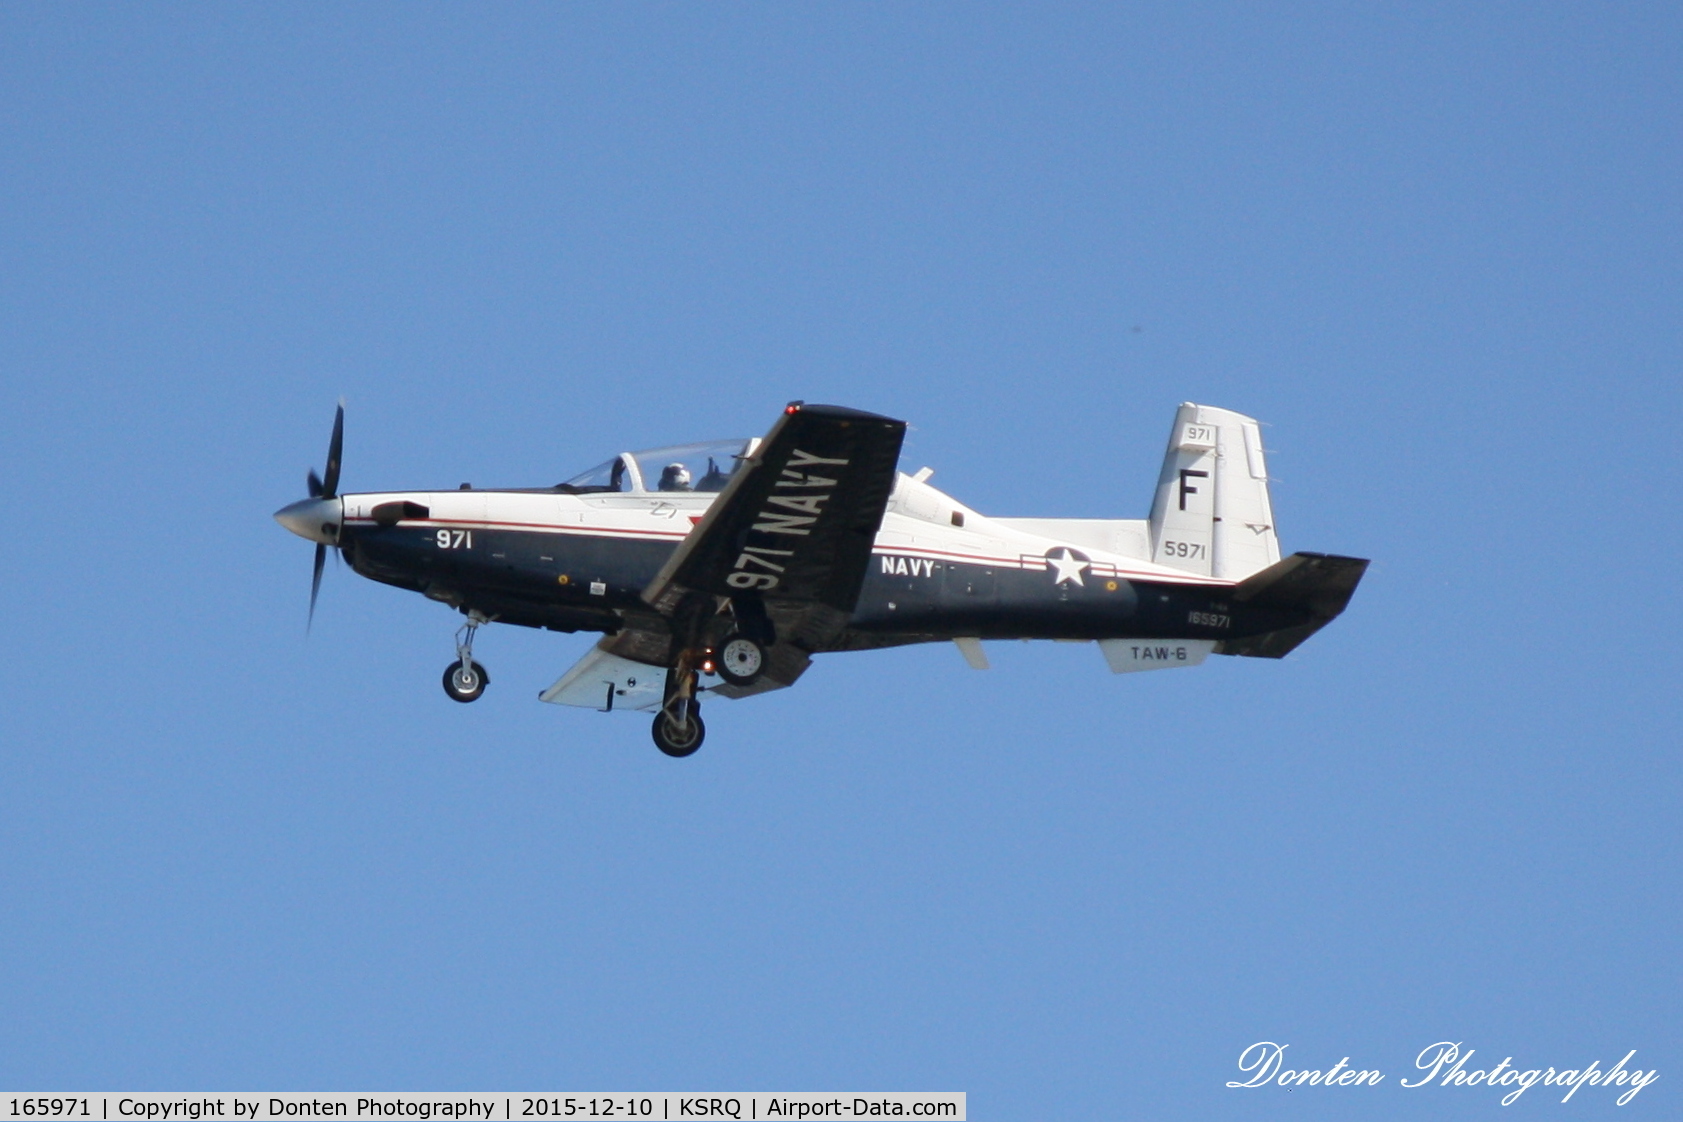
xmin=1147 ymin=404 xmax=1281 ymax=581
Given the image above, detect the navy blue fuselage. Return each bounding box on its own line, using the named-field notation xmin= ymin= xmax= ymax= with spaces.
xmin=343 ymin=515 xmax=1310 ymax=653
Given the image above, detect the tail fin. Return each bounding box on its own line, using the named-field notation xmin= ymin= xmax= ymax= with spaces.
xmin=1147 ymin=403 xmax=1281 ymax=580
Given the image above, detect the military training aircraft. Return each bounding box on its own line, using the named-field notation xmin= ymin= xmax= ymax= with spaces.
xmin=275 ymin=401 xmax=1367 ymax=756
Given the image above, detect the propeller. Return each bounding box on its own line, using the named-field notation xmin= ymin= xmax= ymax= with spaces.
xmin=308 ymin=401 xmax=346 ymax=627
xmin=274 ymin=401 xmax=347 ymax=630
xmin=309 ymin=403 xmax=344 ymax=626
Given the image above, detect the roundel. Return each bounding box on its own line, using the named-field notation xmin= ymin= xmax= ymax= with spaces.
xmin=1044 ymin=547 xmax=1090 ymax=587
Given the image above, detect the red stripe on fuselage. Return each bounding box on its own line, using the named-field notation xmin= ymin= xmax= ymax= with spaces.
xmin=344 ymin=517 xmax=1231 ymax=587
xmin=343 ymin=517 xmax=691 ymax=540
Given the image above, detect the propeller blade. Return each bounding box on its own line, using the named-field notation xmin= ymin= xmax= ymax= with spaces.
xmin=320 ymin=402 xmax=344 ymax=499
xmin=309 ymin=542 xmax=326 ymax=630
xmin=297 ymin=401 xmax=344 ymax=630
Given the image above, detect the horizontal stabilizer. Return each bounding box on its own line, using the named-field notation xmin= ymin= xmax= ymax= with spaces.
xmin=1220 ymin=552 xmax=1369 ymax=659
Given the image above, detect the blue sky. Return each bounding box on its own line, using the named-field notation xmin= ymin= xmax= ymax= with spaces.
xmin=1 ymin=3 xmax=1678 ymax=1116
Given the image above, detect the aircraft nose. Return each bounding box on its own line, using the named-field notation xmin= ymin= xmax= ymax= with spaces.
xmin=274 ymin=497 xmax=343 ymax=544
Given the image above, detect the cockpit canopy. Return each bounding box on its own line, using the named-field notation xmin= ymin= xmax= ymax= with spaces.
xmin=558 ymin=439 xmax=752 ymax=495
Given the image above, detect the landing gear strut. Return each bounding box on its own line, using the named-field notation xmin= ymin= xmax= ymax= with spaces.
xmin=442 ymin=613 xmax=490 ymax=703
xmin=652 ymin=661 xmax=705 ymax=756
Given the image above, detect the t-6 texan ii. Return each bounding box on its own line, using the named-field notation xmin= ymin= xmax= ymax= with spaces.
xmin=275 ymin=402 xmax=1367 ymax=757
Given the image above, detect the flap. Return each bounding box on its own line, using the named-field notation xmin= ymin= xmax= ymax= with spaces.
xmin=543 ymin=635 xmax=815 ymax=709
xmin=539 ymin=641 xmax=666 ymax=711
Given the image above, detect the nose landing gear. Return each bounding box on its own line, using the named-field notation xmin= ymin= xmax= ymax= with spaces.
xmin=442 ymin=613 xmax=491 ymax=703
xmin=444 ymin=660 xmax=488 ymax=703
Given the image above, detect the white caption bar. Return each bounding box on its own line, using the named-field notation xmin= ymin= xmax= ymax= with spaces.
xmin=1 ymin=1096 xmax=964 ymax=1122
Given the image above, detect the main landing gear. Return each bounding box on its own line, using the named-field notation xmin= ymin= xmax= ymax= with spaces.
xmin=649 ymin=596 xmax=776 ymax=756
xmin=652 ymin=704 xmax=705 ymax=757
xmin=715 ymin=633 xmax=766 ymax=688
xmin=652 ymin=663 xmax=705 ymax=757
xmin=442 ymin=613 xmax=491 ymax=703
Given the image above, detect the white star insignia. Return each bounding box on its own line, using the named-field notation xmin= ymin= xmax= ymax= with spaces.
xmin=1046 ymin=548 xmax=1088 ymax=586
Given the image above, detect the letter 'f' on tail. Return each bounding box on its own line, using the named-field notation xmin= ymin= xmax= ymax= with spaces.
xmin=1147 ymin=403 xmax=1281 ymax=581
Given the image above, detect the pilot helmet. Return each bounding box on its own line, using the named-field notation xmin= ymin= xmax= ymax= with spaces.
xmin=660 ymin=463 xmax=692 ymax=489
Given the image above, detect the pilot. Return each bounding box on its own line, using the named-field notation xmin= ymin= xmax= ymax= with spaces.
xmin=658 ymin=463 xmax=692 ymax=492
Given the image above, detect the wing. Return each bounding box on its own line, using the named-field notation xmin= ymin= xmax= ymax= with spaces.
xmin=645 ymin=403 xmax=906 ymax=615
xmin=539 ymin=640 xmax=666 ymax=711
xmin=593 ymin=403 xmax=906 ymax=699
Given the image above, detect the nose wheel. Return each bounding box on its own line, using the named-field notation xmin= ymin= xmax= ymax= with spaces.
xmin=442 ymin=613 xmax=491 ymax=703
xmin=443 ymin=659 xmax=489 ymax=702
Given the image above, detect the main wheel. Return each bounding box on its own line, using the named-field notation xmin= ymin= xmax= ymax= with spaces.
xmin=652 ymin=708 xmax=706 ymax=757
xmin=716 ymin=634 xmax=765 ymax=687
xmin=442 ymin=659 xmax=489 ymax=703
